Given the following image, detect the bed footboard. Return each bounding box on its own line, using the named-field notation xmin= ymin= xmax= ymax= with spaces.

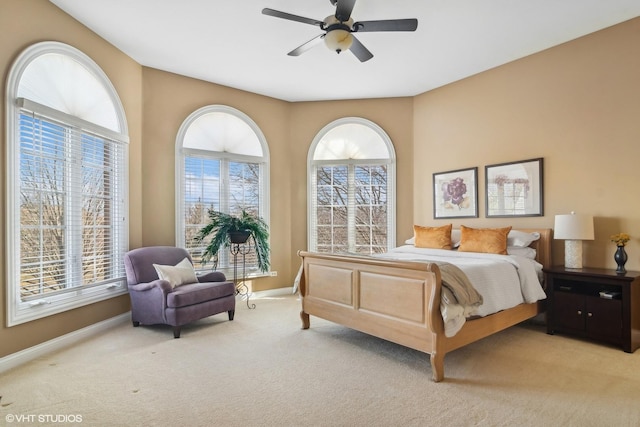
xmin=297 ymin=251 xmax=447 ymax=381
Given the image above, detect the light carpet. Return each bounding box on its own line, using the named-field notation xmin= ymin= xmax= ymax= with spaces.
xmin=1 ymin=295 xmax=639 ymax=427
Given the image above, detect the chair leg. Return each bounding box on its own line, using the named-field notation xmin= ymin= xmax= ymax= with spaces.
xmin=173 ymin=326 xmax=181 ymax=339
xmin=228 ymin=310 xmax=235 ymax=321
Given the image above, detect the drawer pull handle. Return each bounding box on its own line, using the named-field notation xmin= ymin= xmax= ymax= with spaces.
xmin=587 ymin=312 xmax=593 ymax=317
xmin=577 ymin=310 xmax=582 ymax=315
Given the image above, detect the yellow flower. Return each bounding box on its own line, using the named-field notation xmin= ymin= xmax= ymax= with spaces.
xmin=610 ymin=232 xmax=630 ymax=246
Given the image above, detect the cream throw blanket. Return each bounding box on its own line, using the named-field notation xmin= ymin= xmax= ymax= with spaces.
xmin=436 ymin=262 xmax=484 ymax=337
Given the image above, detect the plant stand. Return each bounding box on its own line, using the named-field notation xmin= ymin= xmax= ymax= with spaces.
xmin=231 ymin=242 xmax=256 ymax=309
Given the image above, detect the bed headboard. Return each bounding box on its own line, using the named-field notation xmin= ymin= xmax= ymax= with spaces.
xmin=517 ymin=228 xmax=553 ymax=269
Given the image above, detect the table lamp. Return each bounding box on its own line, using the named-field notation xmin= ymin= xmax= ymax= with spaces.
xmin=554 ymin=212 xmax=594 ymax=269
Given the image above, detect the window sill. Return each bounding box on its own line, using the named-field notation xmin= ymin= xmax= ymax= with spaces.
xmin=8 ymin=285 xmax=128 ymax=327
xmin=196 ymin=269 xmax=273 ymax=280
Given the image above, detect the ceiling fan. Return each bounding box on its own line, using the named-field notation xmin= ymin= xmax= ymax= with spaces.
xmin=262 ymin=0 xmax=418 ymax=62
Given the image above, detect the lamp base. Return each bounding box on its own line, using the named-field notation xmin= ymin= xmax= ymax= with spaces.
xmin=564 ymin=240 xmax=583 ymax=269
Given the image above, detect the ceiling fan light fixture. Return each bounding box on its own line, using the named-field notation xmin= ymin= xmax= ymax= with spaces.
xmin=324 ymin=29 xmax=353 ymax=53
xmin=262 ymin=2 xmax=417 ymax=62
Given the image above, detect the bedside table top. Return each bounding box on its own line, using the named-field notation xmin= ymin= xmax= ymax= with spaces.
xmin=544 ymin=266 xmax=640 ymax=280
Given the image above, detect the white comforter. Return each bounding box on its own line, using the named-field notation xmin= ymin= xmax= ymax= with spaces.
xmin=372 ymin=246 xmax=547 ymax=336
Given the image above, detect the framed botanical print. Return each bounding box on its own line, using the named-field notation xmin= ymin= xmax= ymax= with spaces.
xmin=485 ymin=158 xmax=543 ymax=217
xmin=433 ymin=167 xmax=478 ymax=219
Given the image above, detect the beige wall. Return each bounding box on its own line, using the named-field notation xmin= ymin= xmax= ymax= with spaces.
xmin=413 ymin=17 xmax=640 ymax=270
xmin=0 ymin=0 xmax=143 ymax=357
xmin=1 ymin=2 xmax=638 ymax=358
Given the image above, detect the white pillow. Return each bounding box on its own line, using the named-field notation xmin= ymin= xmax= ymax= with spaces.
xmin=451 ymin=229 xmax=461 ymax=248
xmin=507 ymin=246 xmax=537 ymax=259
xmin=153 ymin=257 xmax=198 ymax=288
xmin=507 ymin=231 xmax=540 ymax=247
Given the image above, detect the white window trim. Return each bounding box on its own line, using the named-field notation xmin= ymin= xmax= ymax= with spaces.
xmin=307 ymin=117 xmax=396 ymax=252
xmin=175 ymin=105 xmax=270 ymax=276
xmin=5 ymin=42 xmax=129 ymax=326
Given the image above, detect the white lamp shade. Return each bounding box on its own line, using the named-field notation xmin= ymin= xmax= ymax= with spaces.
xmin=554 ymin=213 xmax=594 ymax=240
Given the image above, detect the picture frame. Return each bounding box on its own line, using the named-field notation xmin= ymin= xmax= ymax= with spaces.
xmin=485 ymin=157 xmax=544 ymax=217
xmin=433 ymin=167 xmax=478 ymax=219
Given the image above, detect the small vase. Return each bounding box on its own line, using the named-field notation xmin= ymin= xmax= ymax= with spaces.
xmin=614 ymin=245 xmax=628 ymax=274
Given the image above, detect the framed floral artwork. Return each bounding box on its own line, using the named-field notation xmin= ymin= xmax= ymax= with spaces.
xmin=433 ymin=167 xmax=478 ymax=219
xmin=485 ymin=157 xmax=544 ymax=217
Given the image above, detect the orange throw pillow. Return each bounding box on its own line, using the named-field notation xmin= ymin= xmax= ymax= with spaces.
xmin=413 ymin=224 xmax=453 ymax=250
xmin=458 ymin=225 xmax=512 ymax=255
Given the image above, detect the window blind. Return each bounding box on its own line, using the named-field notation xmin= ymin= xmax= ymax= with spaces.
xmin=182 ymin=154 xmax=262 ymax=271
xmin=18 ymin=107 xmax=127 ymax=301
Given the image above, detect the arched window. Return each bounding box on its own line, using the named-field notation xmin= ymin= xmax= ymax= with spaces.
xmin=5 ymin=42 xmax=129 ymax=326
xmin=176 ymin=105 xmax=270 ymax=274
xmin=308 ymin=118 xmax=395 ymax=254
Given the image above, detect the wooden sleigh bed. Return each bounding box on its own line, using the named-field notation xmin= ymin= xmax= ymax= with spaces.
xmin=297 ymin=228 xmax=552 ymax=382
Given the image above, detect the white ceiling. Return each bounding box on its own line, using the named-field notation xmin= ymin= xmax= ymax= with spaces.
xmin=49 ymin=0 xmax=640 ymax=102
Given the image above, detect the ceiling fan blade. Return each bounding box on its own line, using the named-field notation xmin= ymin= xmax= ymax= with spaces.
xmin=335 ymin=0 xmax=357 ymax=22
xmin=262 ymin=8 xmax=324 ymax=27
xmin=353 ymin=19 xmax=418 ymax=32
xmin=349 ymin=35 xmax=373 ymax=62
xmin=287 ymin=34 xmax=325 ymax=56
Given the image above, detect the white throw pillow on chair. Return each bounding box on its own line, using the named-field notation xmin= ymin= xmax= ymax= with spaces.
xmin=153 ymin=257 xmax=198 ymax=288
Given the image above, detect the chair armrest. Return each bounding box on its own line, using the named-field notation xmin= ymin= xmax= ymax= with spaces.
xmin=197 ymin=271 xmax=227 ymax=283
xmin=129 ymin=279 xmax=173 ymax=294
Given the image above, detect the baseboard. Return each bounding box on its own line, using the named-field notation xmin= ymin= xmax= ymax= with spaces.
xmin=0 ymin=312 xmax=130 ymax=374
xmin=251 ymin=286 xmax=296 ymax=298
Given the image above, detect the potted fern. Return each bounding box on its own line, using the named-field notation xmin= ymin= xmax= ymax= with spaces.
xmin=194 ymin=208 xmax=270 ymax=272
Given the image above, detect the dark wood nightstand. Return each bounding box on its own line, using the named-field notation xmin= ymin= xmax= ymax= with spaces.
xmin=544 ymin=266 xmax=640 ymax=353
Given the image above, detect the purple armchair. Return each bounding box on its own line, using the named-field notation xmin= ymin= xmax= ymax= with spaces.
xmin=124 ymin=246 xmax=236 ymax=338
